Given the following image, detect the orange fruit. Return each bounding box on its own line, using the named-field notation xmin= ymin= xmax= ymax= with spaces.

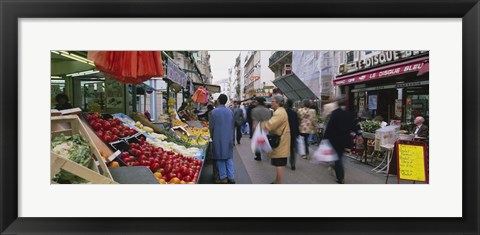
xmin=180 ymin=181 xmax=186 ymax=184
xmin=169 ymin=177 xmax=181 ymax=184
xmin=108 ymin=161 xmax=120 ymax=168
xmin=158 ymin=179 xmax=166 ymax=184
xmin=153 ymin=172 xmax=162 ymax=179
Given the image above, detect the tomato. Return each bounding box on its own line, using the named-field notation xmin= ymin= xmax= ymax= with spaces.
xmin=114 ymin=118 xmax=121 ymax=125
xmin=93 ymin=122 xmax=102 ymax=130
xmin=111 ymin=128 xmax=119 ymax=135
xmin=159 ymin=168 xmax=165 ymax=175
xmin=167 ymin=172 xmax=177 ymax=179
xmin=111 ymin=135 xmax=119 ymax=142
xmin=177 ymin=173 xmax=183 ymax=179
xmin=132 ymin=162 xmax=141 ymax=166
xmin=183 ymin=176 xmax=192 ymax=182
xmin=129 ymin=129 xmax=136 ymax=136
xmin=121 ymin=152 xmax=130 ymax=158
xmin=165 ymin=164 xmax=172 ymax=173
xmin=128 ymin=156 xmax=136 ymax=162
xmin=103 ymin=135 xmax=112 ymax=143
xmin=151 ymin=163 xmax=160 ymax=172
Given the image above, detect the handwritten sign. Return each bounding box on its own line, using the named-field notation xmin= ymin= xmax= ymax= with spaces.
xmin=397 ymin=142 xmax=428 ymax=182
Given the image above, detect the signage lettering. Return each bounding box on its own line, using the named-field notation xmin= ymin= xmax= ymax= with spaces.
xmin=334 ymin=61 xmax=425 ymax=86
xmin=167 ymin=59 xmax=188 ymax=88
xmin=354 ymin=51 xmax=428 ymax=71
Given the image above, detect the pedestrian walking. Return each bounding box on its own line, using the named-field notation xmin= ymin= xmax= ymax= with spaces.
xmin=233 ymin=101 xmax=245 ymax=145
xmin=251 ymin=97 xmax=272 ymax=161
xmin=240 ymin=103 xmax=248 ymax=134
xmin=297 ymin=99 xmax=318 ymax=159
xmin=209 ymin=94 xmax=235 ymax=184
xmin=246 ymin=100 xmax=256 ymax=138
xmin=261 ymin=95 xmax=290 ymax=184
xmin=323 ymin=96 xmax=362 ymax=184
xmin=285 ymin=99 xmax=300 ymax=170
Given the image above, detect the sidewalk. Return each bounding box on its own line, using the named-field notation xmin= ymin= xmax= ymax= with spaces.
xmin=200 ymin=134 xmax=422 ymax=184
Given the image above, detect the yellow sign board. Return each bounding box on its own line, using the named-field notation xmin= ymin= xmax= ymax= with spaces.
xmin=397 ymin=143 xmax=427 ymax=182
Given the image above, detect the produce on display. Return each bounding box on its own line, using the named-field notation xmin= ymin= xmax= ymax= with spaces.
xmin=51 ymin=134 xmax=92 ymax=184
xmin=116 ymin=137 xmax=202 ymax=184
xmin=173 ymin=118 xmax=188 ymax=127
xmin=85 ymin=113 xmax=137 ymax=143
xmin=359 ymin=120 xmax=381 ymax=133
xmin=157 ymin=114 xmax=170 ymax=123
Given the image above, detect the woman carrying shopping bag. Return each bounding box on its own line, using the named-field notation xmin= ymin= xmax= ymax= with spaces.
xmin=261 ymin=95 xmax=290 ymax=184
xmin=297 ymin=99 xmax=318 ymax=159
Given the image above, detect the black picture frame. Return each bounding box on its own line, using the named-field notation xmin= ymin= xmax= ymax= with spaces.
xmin=1 ymin=0 xmax=478 ymax=234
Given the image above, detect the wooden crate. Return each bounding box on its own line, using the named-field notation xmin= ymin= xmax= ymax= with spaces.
xmin=51 ymin=115 xmax=114 ymax=181
xmin=51 ymin=152 xmax=117 ymax=184
xmin=77 ymin=115 xmax=114 ymax=157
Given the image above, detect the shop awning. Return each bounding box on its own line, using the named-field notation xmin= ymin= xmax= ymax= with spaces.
xmin=334 ymin=56 xmax=429 ymax=86
xmin=192 ymin=82 xmax=221 ymax=93
xmin=417 ymin=62 xmax=429 ymax=76
xmin=272 ymin=73 xmax=318 ymax=101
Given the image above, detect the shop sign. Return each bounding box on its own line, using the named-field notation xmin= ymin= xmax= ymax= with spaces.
xmin=334 ymin=60 xmax=426 ymax=86
xmin=396 ymin=80 xmax=429 ymax=88
xmin=355 ymin=51 xmax=428 ymax=70
xmin=250 ymin=76 xmax=260 ymax=82
xmin=166 ymin=58 xmax=187 ymax=88
xmin=351 ymin=84 xmax=396 ymax=92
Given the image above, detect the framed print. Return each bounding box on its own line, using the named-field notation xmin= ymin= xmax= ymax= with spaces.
xmin=1 ymin=0 xmax=479 ymax=234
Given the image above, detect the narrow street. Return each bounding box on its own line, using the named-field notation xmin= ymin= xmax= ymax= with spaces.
xmin=200 ymin=134 xmax=420 ymax=184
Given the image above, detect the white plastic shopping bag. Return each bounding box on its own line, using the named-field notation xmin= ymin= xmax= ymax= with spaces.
xmin=311 ymin=139 xmax=338 ymax=163
xmin=296 ymin=135 xmax=306 ymax=156
xmin=251 ymin=123 xmax=272 ymax=154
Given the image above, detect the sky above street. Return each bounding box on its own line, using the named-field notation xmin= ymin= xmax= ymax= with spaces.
xmin=208 ymin=51 xmax=240 ymax=82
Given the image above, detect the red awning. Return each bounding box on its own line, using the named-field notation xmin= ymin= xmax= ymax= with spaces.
xmin=417 ymin=62 xmax=429 ymax=76
xmin=334 ymin=56 xmax=429 ymax=86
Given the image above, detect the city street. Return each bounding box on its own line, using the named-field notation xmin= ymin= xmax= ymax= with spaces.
xmin=199 ymin=134 xmax=420 ymax=184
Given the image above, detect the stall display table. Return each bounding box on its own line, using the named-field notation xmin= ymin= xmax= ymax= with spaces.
xmin=371 ymin=144 xmax=395 ymax=174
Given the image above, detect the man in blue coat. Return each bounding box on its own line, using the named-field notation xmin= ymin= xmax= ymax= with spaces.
xmin=209 ymin=94 xmax=235 ymax=184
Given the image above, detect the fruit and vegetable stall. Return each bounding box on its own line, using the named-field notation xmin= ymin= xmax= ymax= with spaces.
xmin=51 ymin=111 xmax=210 ymax=184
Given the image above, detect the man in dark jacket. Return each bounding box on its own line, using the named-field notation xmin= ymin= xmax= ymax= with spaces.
xmin=233 ymin=101 xmax=245 ymax=145
xmin=323 ymin=97 xmax=362 ymax=184
xmin=246 ymin=100 xmax=256 ymax=139
xmin=285 ymin=99 xmax=300 ymax=170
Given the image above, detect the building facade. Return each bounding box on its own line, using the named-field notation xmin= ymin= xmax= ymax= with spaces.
xmin=334 ymin=50 xmax=429 ymax=124
xmin=243 ymin=51 xmax=275 ymax=99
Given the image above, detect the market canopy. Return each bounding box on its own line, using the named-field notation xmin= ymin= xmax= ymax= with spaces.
xmin=272 ymin=72 xmax=318 ymax=101
xmin=88 ymin=51 xmax=165 ymax=85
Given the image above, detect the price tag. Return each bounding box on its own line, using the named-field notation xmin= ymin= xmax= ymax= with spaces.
xmin=108 ymin=150 xmax=121 ymax=162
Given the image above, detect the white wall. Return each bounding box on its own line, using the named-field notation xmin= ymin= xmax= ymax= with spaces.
xmin=260 ymin=51 xmax=275 ymax=87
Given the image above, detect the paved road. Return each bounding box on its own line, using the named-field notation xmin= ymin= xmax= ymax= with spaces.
xmin=200 ymin=134 xmax=424 ymax=184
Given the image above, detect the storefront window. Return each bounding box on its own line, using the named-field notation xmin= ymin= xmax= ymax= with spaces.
xmin=80 ymin=80 xmax=105 ymax=113
xmin=405 ymin=94 xmax=429 ymax=124
xmin=51 ymin=80 xmax=66 ymax=108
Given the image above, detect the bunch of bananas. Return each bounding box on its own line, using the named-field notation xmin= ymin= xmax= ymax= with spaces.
xmin=173 ymin=118 xmax=187 ymax=127
xmin=186 ymin=126 xmax=210 ymax=138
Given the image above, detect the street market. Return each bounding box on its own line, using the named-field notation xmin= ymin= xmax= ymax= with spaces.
xmin=51 ymin=50 xmax=429 ymax=184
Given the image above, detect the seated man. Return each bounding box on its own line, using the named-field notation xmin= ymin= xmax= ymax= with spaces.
xmin=413 ymin=116 xmax=428 ymax=138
